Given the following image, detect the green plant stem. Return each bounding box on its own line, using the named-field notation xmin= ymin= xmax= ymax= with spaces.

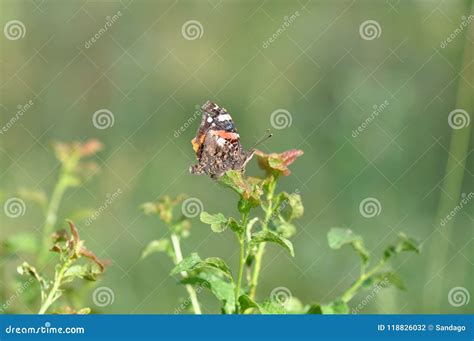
xmin=234 ymin=212 xmax=248 ymax=314
xmin=340 ymin=259 xmax=385 ymax=303
xmin=38 ymin=257 xmax=72 ymax=314
xmin=249 ymin=179 xmax=276 ymax=300
xmin=170 ymin=233 xmax=202 ymax=314
xmin=39 ymin=177 xmax=68 ymax=265
xmin=425 ymin=7 xmax=473 ymax=311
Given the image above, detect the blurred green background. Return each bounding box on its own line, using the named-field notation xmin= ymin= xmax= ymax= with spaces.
xmin=1 ymin=0 xmax=473 ymax=314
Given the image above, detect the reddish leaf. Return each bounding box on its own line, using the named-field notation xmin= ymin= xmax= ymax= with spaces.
xmin=255 ymin=149 xmax=304 ymax=176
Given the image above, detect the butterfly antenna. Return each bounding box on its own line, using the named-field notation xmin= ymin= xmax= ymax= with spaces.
xmin=250 ymin=129 xmax=273 ymax=150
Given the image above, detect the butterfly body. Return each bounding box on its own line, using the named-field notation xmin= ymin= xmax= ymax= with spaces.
xmin=190 ymin=101 xmax=254 ymax=179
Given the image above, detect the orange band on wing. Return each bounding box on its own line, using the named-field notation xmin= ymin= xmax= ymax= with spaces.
xmin=211 ymin=130 xmax=239 ymax=140
xmin=191 ymin=134 xmax=206 ymax=153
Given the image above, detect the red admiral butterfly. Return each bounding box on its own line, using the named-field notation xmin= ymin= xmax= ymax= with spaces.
xmin=190 ymin=101 xmax=270 ymax=179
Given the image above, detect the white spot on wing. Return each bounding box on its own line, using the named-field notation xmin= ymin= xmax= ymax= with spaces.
xmin=217 ymin=114 xmax=232 ymax=121
xmin=216 ymin=137 xmax=226 ymax=146
xmin=207 ymin=116 xmax=213 ymax=123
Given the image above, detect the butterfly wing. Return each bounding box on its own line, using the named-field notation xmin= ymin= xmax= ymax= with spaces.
xmin=190 ymin=101 xmax=253 ymax=178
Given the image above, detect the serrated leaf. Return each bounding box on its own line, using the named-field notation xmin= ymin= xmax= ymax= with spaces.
xmin=200 ymin=212 xmax=228 ymax=233
xmin=327 ymin=228 xmax=369 ymax=264
xmin=250 ymin=230 xmax=294 ymax=257
xmin=171 ymin=253 xmax=202 ymax=275
xmin=321 ymin=300 xmax=349 ymax=314
xmin=140 ymin=239 xmax=172 ymax=260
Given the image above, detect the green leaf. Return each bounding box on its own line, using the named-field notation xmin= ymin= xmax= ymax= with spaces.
xmin=320 ymin=300 xmax=349 ymax=314
xmin=306 ymin=303 xmax=323 ymax=314
xmin=171 ymin=253 xmax=232 ymax=278
xmin=238 ymin=294 xmax=260 ymax=313
xmin=250 ymin=230 xmax=294 ymax=257
xmin=384 ymin=233 xmax=421 ymax=260
xmin=395 ymin=233 xmax=421 ymax=253
xmin=327 ymin=228 xmax=369 ymax=264
xmin=200 ymin=212 xmax=228 ymax=233
xmin=140 ymin=239 xmax=172 ymax=260
xmin=255 ymin=149 xmax=304 ymax=177
xmin=182 ymin=270 xmax=235 ymax=313
xmin=63 ymin=265 xmax=88 ymax=282
xmin=63 ymin=263 xmax=102 ymax=282
xmin=271 ymin=219 xmax=297 ymax=239
xmin=17 ymin=262 xmax=47 ymax=289
xmin=171 ymin=253 xmax=202 ymax=275
xmin=202 ymin=257 xmax=233 ymax=278
xmin=280 ymin=193 xmax=304 ymax=221
xmin=259 ymin=300 xmax=286 ymax=314
xmin=218 ymin=171 xmax=262 ymax=210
